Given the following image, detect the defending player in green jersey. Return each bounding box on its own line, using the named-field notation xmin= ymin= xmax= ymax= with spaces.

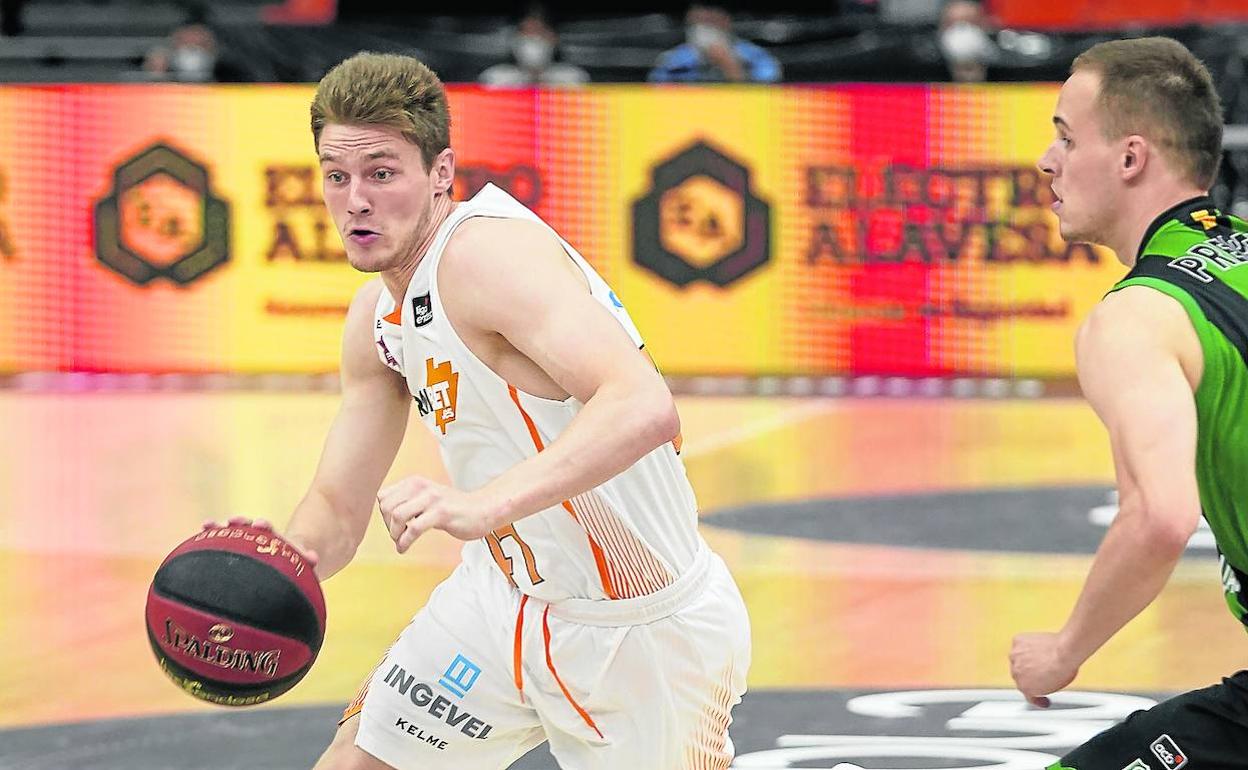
xmin=1009 ymin=36 xmax=1248 ymax=769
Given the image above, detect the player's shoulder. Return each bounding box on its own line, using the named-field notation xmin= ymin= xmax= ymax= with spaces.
xmin=444 ymin=216 xmax=562 ymax=274
xmin=346 ymin=278 xmax=385 ymax=319
xmin=1095 ymin=283 xmax=1191 ymax=328
xmin=340 ymin=278 xmax=386 ymax=340
xmin=1078 ymin=284 xmax=1193 ymax=360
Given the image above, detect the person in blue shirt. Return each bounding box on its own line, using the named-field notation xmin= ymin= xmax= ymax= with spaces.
xmin=648 ymin=4 xmax=782 ymax=83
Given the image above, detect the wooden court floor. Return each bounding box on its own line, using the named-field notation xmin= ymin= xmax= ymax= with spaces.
xmin=0 ymin=390 xmax=1241 ymax=761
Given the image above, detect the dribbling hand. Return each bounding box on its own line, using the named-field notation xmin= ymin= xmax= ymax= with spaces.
xmin=200 ymin=516 xmax=320 ymax=567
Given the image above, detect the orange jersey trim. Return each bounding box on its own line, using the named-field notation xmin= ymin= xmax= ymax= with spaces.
xmin=506 ymin=384 xmax=618 ymax=599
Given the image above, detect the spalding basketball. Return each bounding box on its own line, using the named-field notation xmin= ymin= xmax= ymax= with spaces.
xmin=145 ymin=524 xmax=326 ymax=707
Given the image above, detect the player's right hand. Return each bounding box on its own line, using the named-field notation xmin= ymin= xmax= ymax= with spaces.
xmin=199 ymin=516 xmax=319 ymax=567
xmin=1009 ymin=631 xmax=1079 ymax=708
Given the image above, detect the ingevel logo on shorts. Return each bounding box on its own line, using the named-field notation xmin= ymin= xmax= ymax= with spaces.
xmin=382 ymin=664 xmax=494 ymax=739
xmin=94 ymin=141 xmax=230 ymax=287
xmin=1151 ymin=734 xmax=1187 ymax=769
xmin=438 ymin=653 xmax=481 ymax=698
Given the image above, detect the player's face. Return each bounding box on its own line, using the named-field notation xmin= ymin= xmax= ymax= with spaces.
xmin=318 ymin=123 xmax=441 ymax=273
xmin=1037 ymin=69 xmax=1122 ymax=246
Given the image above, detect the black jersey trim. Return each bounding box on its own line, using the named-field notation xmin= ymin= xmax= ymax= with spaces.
xmin=1136 ymin=195 xmax=1219 ymax=262
xmin=1125 ymin=254 xmax=1248 ymax=370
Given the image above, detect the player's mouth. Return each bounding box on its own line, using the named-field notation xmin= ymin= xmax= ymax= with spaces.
xmin=348 ymin=228 xmax=381 ymax=245
xmin=1051 ymin=189 xmax=1063 ymax=212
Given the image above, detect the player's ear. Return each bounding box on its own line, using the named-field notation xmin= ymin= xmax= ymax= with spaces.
xmin=431 ymin=147 xmax=455 ymax=196
xmin=1121 ymin=136 xmax=1147 ymax=182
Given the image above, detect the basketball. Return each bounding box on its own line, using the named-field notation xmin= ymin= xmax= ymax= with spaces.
xmin=145 ymin=524 xmax=326 ymax=707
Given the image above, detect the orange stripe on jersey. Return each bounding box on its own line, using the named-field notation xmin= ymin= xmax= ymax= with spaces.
xmin=583 ymin=491 xmax=666 ymax=594
xmin=507 ymin=384 xmax=547 ymax=451
xmin=383 ymin=303 xmax=402 ymax=325
xmin=571 ymin=490 xmax=673 ymax=599
xmin=542 ymin=605 xmax=604 ymax=740
xmin=570 ymin=502 xmax=619 ymax=599
xmin=507 ymin=384 xmax=619 ymax=599
xmin=571 ymin=495 xmax=644 ymax=597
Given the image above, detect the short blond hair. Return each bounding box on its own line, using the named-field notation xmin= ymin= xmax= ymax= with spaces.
xmin=310 ymin=52 xmax=451 ymax=169
xmin=1072 ymin=37 xmax=1223 ymax=189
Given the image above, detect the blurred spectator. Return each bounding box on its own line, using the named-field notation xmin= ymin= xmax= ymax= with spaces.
xmin=648 ymin=3 xmax=782 ymax=83
xmin=938 ymin=0 xmax=996 ymax=82
xmin=143 ymin=17 xmax=255 ymax=83
xmin=144 ymin=21 xmax=221 ymax=82
xmin=478 ymin=7 xmax=590 ymax=87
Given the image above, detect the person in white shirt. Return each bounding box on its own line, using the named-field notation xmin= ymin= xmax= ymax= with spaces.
xmin=479 ymin=8 xmax=590 ymax=88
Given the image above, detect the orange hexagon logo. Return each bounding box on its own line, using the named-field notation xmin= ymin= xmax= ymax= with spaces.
xmin=95 ymin=142 xmax=230 ymax=286
xmin=658 ymin=175 xmax=744 ymax=268
xmin=119 ymin=172 xmax=204 ymax=268
xmin=632 ymin=140 xmax=771 ymax=288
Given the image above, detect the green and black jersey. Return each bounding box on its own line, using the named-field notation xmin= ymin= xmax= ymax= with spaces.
xmin=1108 ymin=196 xmax=1248 ymax=626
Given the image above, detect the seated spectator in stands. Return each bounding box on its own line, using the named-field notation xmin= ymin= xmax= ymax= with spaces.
xmin=144 ymin=21 xmax=221 ymax=82
xmin=478 ymin=7 xmax=590 ymax=87
xmin=143 ymin=16 xmax=255 ymax=83
xmin=938 ymin=0 xmax=996 ymax=82
xmin=648 ymin=3 xmax=781 ymax=83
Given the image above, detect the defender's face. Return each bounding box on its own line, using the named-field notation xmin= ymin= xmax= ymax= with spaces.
xmin=318 ymin=123 xmax=434 ymax=273
xmin=1037 ymin=69 xmax=1122 ymax=246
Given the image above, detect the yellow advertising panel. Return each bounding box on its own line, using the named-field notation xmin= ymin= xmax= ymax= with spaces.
xmin=0 ymin=83 xmax=1121 ymax=376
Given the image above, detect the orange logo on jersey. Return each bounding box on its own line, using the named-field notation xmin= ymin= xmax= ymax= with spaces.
xmin=421 ymin=358 xmax=459 ymax=435
xmin=1192 ymin=209 xmax=1218 ymax=230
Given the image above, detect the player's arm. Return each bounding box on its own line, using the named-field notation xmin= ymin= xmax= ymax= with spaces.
xmin=1057 ymin=287 xmax=1203 ymax=662
xmin=285 ymin=279 xmax=411 ymax=579
xmin=382 ymin=218 xmax=679 ymax=548
xmin=464 ymin=218 xmax=678 ymax=523
xmin=1012 ymin=286 xmax=1202 ymax=703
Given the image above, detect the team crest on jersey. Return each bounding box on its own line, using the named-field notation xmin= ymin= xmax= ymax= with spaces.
xmin=1191 ymin=209 xmax=1218 ymax=230
xmin=417 ymin=358 xmax=459 ymax=435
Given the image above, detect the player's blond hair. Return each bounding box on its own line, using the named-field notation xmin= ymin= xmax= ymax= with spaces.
xmin=310 ymin=52 xmax=451 ymax=169
xmin=1072 ymin=37 xmax=1223 ymax=189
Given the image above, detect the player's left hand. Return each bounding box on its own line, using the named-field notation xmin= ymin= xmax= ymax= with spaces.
xmin=1009 ymin=631 xmax=1080 ymax=708
xmin=378 ymin=475 xmax=506 ymax=552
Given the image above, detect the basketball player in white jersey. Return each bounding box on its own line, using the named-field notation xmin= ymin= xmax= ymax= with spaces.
xmin=252 ymin=51 xmax=752 ymax=770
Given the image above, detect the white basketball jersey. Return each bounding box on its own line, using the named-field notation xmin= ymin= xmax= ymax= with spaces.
xmin=374 ymin=184 xmax=702 ymax=603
